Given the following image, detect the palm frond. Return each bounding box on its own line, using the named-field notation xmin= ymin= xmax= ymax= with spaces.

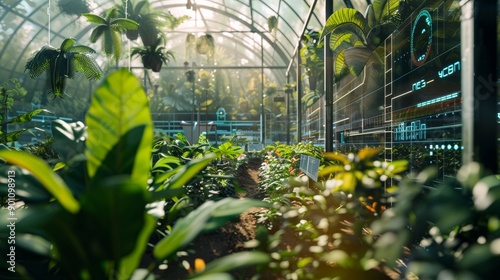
xmin=55 ymin=52 xmax=76 ymax=79
xmin=110 ymin=18 xmax=139 ymax=30
xmin=135 ymin=0 xmax=150 ymax=13
xmin=25 ymin=46 xmax=58 ymax=78
xmin=73 ymin=53 xmax=103 ymax=81
xmin=89 ymin=25 xmax=106 ymax=43
xmin=82 ymin=13 xmax=107 ymax=25
xmin=60 ymin=38 xmax=77 ymax=51
xmin=111 ymin=29 xmax=122 ymax=62
xmin=68 ymin=45 xmax=96 ymax=54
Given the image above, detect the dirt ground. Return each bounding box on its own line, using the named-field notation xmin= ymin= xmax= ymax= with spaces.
xmin=154 ymin=157 xmax=264 ymax=279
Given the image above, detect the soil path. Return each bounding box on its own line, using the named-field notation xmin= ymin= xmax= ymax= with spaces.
xmin=157 ymin=157 xmax=263 ymax=279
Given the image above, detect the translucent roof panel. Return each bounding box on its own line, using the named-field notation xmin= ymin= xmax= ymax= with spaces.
xmin=0 ymin=0 xmax=365 ymax=120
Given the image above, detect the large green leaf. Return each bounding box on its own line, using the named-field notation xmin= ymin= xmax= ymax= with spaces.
xmin=372 ymin=0 xmax=400 ymax=23
xmin=333 ymin=49 xmax=349 ymax=78
xmin=321 ymin=8 xmax=368 ymax=42
xmin=155 ymin=153 xmax=216 ymax=190
xmin=329 ymin=22 xmax=367 ymax=51
xmin=0 ymin=151 xmax=79 ymax=213
xmin=80 ymin=176 xmax=149 ymax=262
xmin=85 ymin=69 xmax=153 ymax=187
xmin=366 ymin=21 xmax=397 ymax=49
xmin=81 ymin=13 xmax=107 ymax=25
xmin=344 ymin=46 xmax=374 ymax=76
xmin=0 ymin=165 xmax=51 ymax=202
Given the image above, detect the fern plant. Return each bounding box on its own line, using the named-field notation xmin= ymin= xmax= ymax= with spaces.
xmin=25 ymin=38 xmax=103 ymax=97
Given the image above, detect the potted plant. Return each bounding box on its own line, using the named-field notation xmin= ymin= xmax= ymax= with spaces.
xmin=131 ymin=35 xmax=175 ymax=72
xmin=25 ymin=37 xmax=103 ymax=97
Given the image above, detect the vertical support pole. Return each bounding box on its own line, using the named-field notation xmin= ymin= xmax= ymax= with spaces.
xmin=461 ymin=0 xmax=498 ymax=172
xmin=286 ymin=74 xmax=291 ymax=145
xmin=260 ymin=35 xmax=265 ymax=144
xmin=324 ymin=1 xmax=334 ymax=152
xmin=297 ymin=42 xmax=303 ymax=143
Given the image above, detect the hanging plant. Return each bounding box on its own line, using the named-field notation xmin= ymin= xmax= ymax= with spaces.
xmin=267 ymin=15 xmax=278 ymax=33
xmin=57 ymin=0 xmax=90 ymax=16
xmin=82 ymin=8 xmax=139 ymax=63
xmin=25 ymin=38 xmax=103 ymax=97
xmin=185 ymin=33 xmax=197 ymax=61
xmin=131 ymin=35 xmax=175 ymax=72
xmin=195 ymin=34 xmax=215 ymax=56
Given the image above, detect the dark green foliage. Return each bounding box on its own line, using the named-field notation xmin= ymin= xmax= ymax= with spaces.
xmin=82 ymin=9 xmax=139 ymax=63
xmin=57 ymin=0 xmax=90 ymax=16
xmin=25 ymin=38 xmax=102 ymax=97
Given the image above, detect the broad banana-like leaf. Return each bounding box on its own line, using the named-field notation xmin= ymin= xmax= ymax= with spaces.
xmin=85 ymin=69 xmax=153 ymax=187
xmin=321 ymin=8 xmax=368 ymax=42
xmin=372 ymin=0 xmax=400 ymax=23
xmin=0 ymin=151 xmax=80 ymax=213
xmin=344 ymin=46 xmax=374 ymax=76
xmin=365 ymin=4 xmax=376 ymax=30
xmin=118 ymin=214 xmax=157 ymax=280
xmin=333 ymin=49 xmax=350 ymax=78
xmin=329 ymin=22 xmax=367 ymax=51
xmin=366 ymin=21 xmax=397 ymax=49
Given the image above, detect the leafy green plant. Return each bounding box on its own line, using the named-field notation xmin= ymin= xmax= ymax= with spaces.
xmin=300 ymin=29 xmax=324 ymax=102
xmin=267 ymin=16 xmax=278 ymax=33
xmin=195 ymin=34 xmax=215 ymax=58
xmin=131 ymin=35 xmax=175 ymax=72
xmin=0 ymin=79 xmax=51 ymax=145
xmin=25 ymin=38 xmax=103 ymax=97
xmin=83 ymin=8 xmax=139 ymax=64
xmin=253 ymin=147 xmax=408 ymax=279
xmin=0 ymin=69 xmax=269 ymax=279
xmin=372 ymin=162 xmax=500 ymax=279
xmin=320 ymin=0 xmax=403 ymax=79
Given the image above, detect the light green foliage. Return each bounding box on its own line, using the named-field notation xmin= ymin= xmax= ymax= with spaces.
xmin=0 ymin=70 xmax=269 ymax=279
xmin=253 ymin=146 xmax=408 ymax=279
xmin=320 ymin=0 xmax=403 ymax=79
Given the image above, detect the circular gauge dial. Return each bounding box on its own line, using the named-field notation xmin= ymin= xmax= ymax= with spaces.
xmin=411 ymin=10 xmax=432 ymax=66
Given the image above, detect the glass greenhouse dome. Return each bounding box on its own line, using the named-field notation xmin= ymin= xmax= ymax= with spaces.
xmin=0 ymin=0 xmax=498 ymax=175
xmin=1 ymin=1 xmax=500 ymax=280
